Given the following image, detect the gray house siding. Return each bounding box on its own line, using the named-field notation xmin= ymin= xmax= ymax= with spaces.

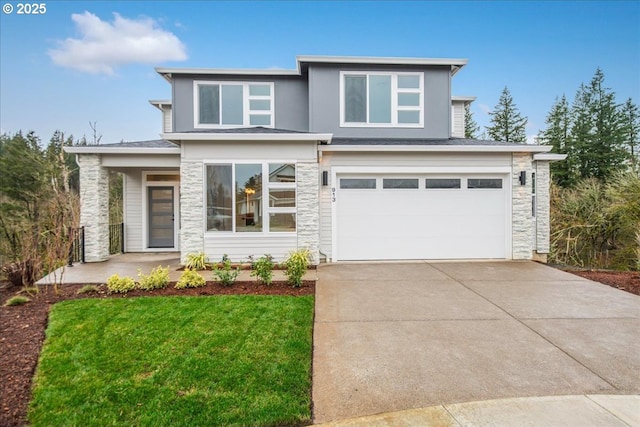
xmin=308 ymin=64 xmax=451 ymax=138
xmin=172 ymin=75 xmax=309 ymax=132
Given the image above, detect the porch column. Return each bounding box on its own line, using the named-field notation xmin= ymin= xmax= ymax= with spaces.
xmin=534 ymin=161 xmax=551 ymax=260
xmin=297 ymin=162 xmax=320 ymax=264
xmin=511 ymin=152 xmax=534 ymax=259
xmin=180 ymin=160 xmax=204 ymax=263
xmin=78 ymin=154 xmax=109 ymax=262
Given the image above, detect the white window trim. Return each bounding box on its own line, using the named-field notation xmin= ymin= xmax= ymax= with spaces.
xmin=193 ymin=81 xmax=275 ymax=129
xmin=339 ymin=71 xmax=424 ymax=128
xmin=203 ymin=160 xmax=297 ymax=235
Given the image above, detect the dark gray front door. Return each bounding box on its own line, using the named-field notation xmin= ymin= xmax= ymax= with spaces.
xmin=148 ymin=186 xmax=174 ymax=248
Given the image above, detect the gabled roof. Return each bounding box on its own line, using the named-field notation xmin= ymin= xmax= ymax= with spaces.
xmin=156 ymin=55 xmax=468 ymax=82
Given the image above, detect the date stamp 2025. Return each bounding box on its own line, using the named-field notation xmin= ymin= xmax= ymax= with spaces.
xmin=3 ymin=3 xmax=47 ymax=15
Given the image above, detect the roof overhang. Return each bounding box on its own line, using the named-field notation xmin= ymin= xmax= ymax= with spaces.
xmin=64 ymin=146 xmax=180 ymax=155
xmin=452 ymin=96 xmax=477 ymax=103
xmin=162 ymin=132 xmax=333 ymax=143
xmin=319 ymin=144 xmax=552 ymax=153
xmin=149 ymin=99 xmax=172 ymax=110
xmin=533 ymin=153 xmax=567 ymax=161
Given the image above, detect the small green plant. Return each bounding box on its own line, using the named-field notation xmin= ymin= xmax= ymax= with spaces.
xmin=137 ymin=265 xmax=170 ymax=290
xmin=20 ymin=286 xmax=39 ymax=295
xmin=213 ymin=255 xmax=240 ymax=287
xmin=283 ymin=248 xmax=311 ymax=287
xmin=5 ymin=295 xmax=30 ymax=306
xmin=106 ymin=274 xmax=136 ymax=293
xmin=184 ymin=252 xmax=208 ymax=270
xmin=76 ymin=285 xmax=99 ymax=295
xmin=251 ymin=254 xmax=275 ymax=285
xmin=175 ymin=269 xmax=206 ymax=289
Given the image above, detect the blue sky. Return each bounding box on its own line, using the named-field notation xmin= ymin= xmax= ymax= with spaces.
xmin=1 ymin=1 xmax=638 ymax=144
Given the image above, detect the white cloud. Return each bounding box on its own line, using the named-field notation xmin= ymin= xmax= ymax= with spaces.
xmin=49 ymin=11 xmax=187 ymax=75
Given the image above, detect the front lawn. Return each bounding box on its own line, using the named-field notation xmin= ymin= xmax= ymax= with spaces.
xmin=29 ymin=295 xmax=314 ymax=427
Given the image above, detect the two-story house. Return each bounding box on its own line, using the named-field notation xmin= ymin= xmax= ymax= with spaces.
xmin=66 ymin=55 xmax=564 ymax=264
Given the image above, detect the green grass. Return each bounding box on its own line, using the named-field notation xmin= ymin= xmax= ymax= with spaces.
xmin=29 ymin=295 xmax=314 ymax=427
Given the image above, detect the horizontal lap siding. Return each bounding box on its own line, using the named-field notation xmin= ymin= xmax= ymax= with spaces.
xmin=124 ymin=172 xmax=143 ymax=252
xmin=451 ymin=102 xmax=464 ymax=137
xmin=204 ymin=235 xmax=297 ymax=263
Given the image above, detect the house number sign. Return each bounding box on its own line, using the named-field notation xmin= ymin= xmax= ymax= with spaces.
xmin=331 ymin=187 xmax=336 ymax=202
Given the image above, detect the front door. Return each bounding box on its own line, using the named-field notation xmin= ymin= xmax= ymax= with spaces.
xmin=148 ymin=186 xmax=175 ymax=248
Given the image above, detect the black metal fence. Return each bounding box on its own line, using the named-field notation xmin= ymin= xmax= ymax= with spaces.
xmin=67 ymin=223 xmax=124 ymax=266
xmin=67 ymin=226 xmax=85 ymax=266
xmin=109 ymin=222 xmax=125 ymax=255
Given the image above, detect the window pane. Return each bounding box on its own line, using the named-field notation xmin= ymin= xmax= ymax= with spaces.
xmin=269 ymin=213 xmax=296 ymax=232
xmin=398 ymin=110 xmax=420 ymax=124
xmin=468 ymin=178 xmax=503 ymax=189
xmin=199 ymin=85 xmax=219 ymax=124
xmin=221 ymin=85 xmax=243 ymax=125
xmin=250 ymin=99 xmax=271 ymax=111
xmin=269 ymin=189 xmax=296 ymax=207
xmin=425 ymin=178 xmax=461 ymax=189
xmin=398 ymin=92 xmax=420 ymax=107
xmin=369 ymin=75 xmax=391 ymax=123
xmin=340 ymin=178 xmax=376 ymax=189
xmin=269 ymin=163 xmax=296 ymax=182
xmin=249 ymin=84 xmax=271 ymax=96
xmin=383 ymin=178 xmax=418 ymax=189
xmin=398 ymin=75 xmax=420 ymax=89
xmin=344 ymin=75 xmax=366 ymax=123
xmin=206 ymin=164 xmax=232 ymax=231
xmin=249 ymin=114 xmax=271 ymax=126
xmin=235 ymin=164 xmax=263 ymax=232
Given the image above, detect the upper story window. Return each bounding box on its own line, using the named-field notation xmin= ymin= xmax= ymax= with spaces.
xmin=340 ymin=71 xmax=423 ymax=128
xmin=195 ymin=81 xmax=274 ymax=128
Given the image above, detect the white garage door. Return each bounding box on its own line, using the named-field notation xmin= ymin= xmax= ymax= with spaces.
xmin=336 ymin=175 xmax=509 ymax=260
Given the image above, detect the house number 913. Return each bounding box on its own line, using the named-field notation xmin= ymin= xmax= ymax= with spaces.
xmin=331 ymin=187 xmax=336 ymax=202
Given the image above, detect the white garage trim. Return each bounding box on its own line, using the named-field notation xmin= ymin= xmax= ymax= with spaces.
xmin=330 ymin=166 xmax=512 ymax=261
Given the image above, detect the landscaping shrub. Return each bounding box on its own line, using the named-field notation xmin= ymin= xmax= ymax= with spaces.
xmin=1 ymin=259 xmax=37 ymax=287
xmin=175 ymin=269 xmax=206 ymax=289
xmin=250 ymin=254 xmax=274 ymax=285
xmin=137 ymin=265 xmax=170 ymax=290
xmin=184 ymin=252 xmax=207 ymax=270
xmin=283 ymin=248 xmax=310 ymax=287
xmin=106 ymin=274 xmax=136 ymax=293
xmin=213 ymin=255 xmax=240 ymax=286
xmin=4 ymin=295 xmax=30 ymax=306
xmin=76 ymin=285 xmax=99 ymax=295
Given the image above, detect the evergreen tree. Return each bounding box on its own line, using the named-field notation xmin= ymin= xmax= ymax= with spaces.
xmin=539 ymin=95 xmax=576 ymax=186
xmin=620 ymin=97 xmax=640 ymax=170
xmin=464 ymin=103 xmax=480 ymax=138
xmin=486 ymin=86 xmax=528 ymax=143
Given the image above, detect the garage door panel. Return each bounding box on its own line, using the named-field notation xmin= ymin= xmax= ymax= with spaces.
xmin=337 ymin=174 xmax=508 ymax=260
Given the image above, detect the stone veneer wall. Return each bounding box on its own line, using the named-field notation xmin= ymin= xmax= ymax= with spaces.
xmin=512 ymin=153 xmax=534 ymax=259
xmin=535 ymin=161 xmax=551 ymax=254
xmin=78 ymin=154 xmax=110 ymax=262
xmin=296 ymin=162 xmax=320 ymax=264
xmin=180 ymin=160 xmax=204 ymax=263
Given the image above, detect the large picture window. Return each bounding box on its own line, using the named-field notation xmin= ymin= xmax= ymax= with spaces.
xmin=195 ymin=81 xmax=274 ymax=128
xmin=206 ymin=163 xmax=296 ymax=233
xmin=341 ymin=72 xmax=423 ymax=127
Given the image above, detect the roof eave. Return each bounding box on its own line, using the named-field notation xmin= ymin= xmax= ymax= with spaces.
xmin=162 ymin=132 xmax=333 ymax=143
xmin=319 ymin=144 xmax=552 ymax=153
xmin=64 ymin=146 xmax=181 ymax=155
xmin=533 ymin=153 xmax=567 ymax=161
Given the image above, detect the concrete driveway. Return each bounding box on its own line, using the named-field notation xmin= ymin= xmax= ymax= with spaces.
xmin=312 ymin=261 xmax=640 ymax=424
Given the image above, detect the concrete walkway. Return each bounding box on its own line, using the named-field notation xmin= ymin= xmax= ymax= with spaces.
xmin=312 ymin=261 xmax=640 ymax=424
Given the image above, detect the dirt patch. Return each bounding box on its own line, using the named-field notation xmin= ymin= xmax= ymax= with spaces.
xmin=566 ymin=270 xmax=640 ymax=296
xmin=0 ymin=280 xmax=314 ymax=427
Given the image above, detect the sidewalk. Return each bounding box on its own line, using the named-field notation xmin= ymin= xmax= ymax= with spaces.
xmin=315 ymin=395 xmax=640 ymax=427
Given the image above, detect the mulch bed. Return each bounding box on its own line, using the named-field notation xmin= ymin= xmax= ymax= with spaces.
xmin=566 ymin=269 xmax=640 ymax=296
xmin=0 ymin=280 xmax=314 ymax=427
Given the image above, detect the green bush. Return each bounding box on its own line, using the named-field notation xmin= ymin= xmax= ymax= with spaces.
xmin=250 ymin=254 xmax=274 ymax=285
xmin=4 ymin=295 xmax=30 ymax=306
xmin=106 ymin=274 xmax=136 ymax=293
xmin=76 ymin=285 xmax=99 ymax=295
xmin=283 ymin=248 xmax=310 ymax=287
xmin=175 ymin=269 xmax=206 ymax=289
xmin=137 ymin=265 xmax=170 ymax=290
xmin=184 ymin=252 xmax=207 ymax=270
xmin=213 ymin=255 xmax=240 ymax=287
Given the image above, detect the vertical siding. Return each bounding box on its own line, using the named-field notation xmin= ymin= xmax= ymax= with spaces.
xmin=451 ymin=102 xmax=465 ymax=137
xmin=124 ymin=171 xmax=143 ymax=252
